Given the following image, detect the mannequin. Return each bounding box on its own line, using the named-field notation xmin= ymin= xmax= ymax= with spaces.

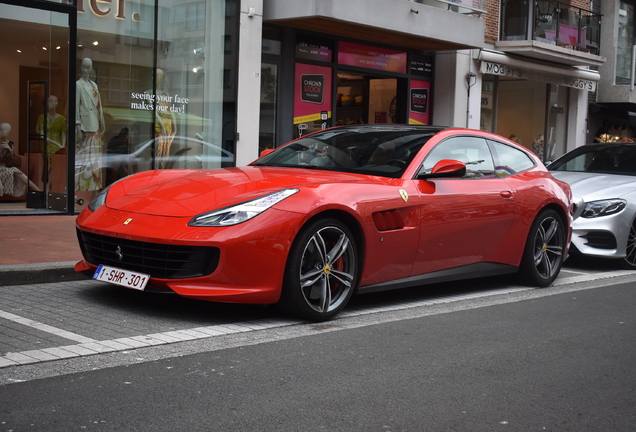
xmin=0 ymin=123 xmax=41 ymax=197
xmin=75 ymin=57 xmax=104 ymax=206
xmin=36 ymin=94 xmax=67 ymax=167
xmin=151 ymin=68 xmax=177 ymax=168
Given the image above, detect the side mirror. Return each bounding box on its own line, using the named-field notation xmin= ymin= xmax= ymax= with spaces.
xmin=260 ymin=148 xmax=275 ymax=158
xmin=417 ymin=159 xmax=467 ymax=180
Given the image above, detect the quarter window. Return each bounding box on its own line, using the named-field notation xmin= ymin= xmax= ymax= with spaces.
xmin=489 ymin=141 xmax=535 ymax=177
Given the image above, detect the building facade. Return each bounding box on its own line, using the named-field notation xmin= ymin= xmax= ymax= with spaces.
xmin=0 ymin=0 xmax=620 ymax=217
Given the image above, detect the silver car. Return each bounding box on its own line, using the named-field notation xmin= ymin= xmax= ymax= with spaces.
xmin=548 ymin=142 xmax=636 ymax=269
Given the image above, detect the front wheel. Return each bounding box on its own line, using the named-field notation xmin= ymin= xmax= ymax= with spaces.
xmin=278 ymin=218 xmax=359 ymax=321
xmin=618 ymin=219 xmax=636 ymax=270
xmin=519 ymin=209 xmax=566 ymax=287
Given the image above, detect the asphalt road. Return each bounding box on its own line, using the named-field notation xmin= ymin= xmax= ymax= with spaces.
xmin=0 ymin=258 xmax=635 ymax=431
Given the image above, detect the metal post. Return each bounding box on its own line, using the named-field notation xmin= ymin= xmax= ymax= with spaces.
xmin=631 ymin=45 xmax=636 ymax=91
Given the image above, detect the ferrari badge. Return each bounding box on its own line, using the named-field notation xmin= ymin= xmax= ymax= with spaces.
xmin=398 ymin=189 xmax=408 ymax=203
xmin=123 ymin=218 xmax=133 ymax=225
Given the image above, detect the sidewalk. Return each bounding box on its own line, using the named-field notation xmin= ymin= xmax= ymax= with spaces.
xmin=0 ymin=215 xmax=85 ymax=286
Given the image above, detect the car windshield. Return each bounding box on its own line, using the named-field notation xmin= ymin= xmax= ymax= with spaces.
xmin=549 ymin=144 xmax=636 ymax=176
xmin=251 ymin=126 xmax=440 ymax=178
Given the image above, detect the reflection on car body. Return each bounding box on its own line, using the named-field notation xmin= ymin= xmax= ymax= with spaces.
xmin=548 ymin=142 xmax=636 ymax=269
xmin=75 ymin=125 xmax=572 ymax=321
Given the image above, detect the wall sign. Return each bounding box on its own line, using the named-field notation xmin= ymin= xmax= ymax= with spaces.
xmin=338 ymin=41 xmax=407 ymax=74
xmin=480 ymin=61 xmax=597 ymax=92
xmin=294 ymin=63 xmax=332 ymax=124
xmin=408 ymin=80 xmax=431 ymax=125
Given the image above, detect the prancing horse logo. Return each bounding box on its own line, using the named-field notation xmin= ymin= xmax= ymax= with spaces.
xmin=115 ymin=246 xmax=123 ymax=262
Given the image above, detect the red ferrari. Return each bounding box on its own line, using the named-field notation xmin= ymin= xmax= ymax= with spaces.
xmin=75 ymin=126 xmax=572 ymax=321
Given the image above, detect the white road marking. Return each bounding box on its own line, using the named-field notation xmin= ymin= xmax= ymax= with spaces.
xmin=0 ymin=269 xmax=633 ymax=369
xmin=0 ymin=310 xmax=97 ymax=344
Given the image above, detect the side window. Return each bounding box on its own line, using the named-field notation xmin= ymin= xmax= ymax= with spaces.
xmin=489 ymin=141 xmax=536 ymax=177
xmin=422 ymin=136 xmax=496 ymax=179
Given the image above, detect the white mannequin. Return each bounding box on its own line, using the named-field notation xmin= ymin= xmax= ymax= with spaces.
xmin=0 ymin=123 xmax=41 ymax=196
xmin=75 ymin=57 xmax=104 ymax=208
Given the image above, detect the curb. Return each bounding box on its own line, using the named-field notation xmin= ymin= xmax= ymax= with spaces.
xmin=0 ymin=262 xmax=87 ymax=286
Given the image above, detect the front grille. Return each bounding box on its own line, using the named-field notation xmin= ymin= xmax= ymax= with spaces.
xmin=77 ymin=229 xmax=219 ymax=279
xmin=580 ymin=231 xmax=617 ymax=250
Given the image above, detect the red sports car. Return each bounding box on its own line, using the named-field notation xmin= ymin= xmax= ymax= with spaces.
xmin=75 ymin=126 xmax=572 ymax=321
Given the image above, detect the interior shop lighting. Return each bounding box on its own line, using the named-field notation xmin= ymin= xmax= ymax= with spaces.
xmin=56 ymin=46 xmax=61 ymax=50
xmin=192 ymin=66 xmax=204 ymax=73
xmin=193 ymin=47 xmax=204 ymax=54
xmin=16 ymin=49 xmax=21 ymax=53
xmin=42 ymin=47 xmax=47 ymax=50
xmin=93 ymin=41 xmax=99 ymax=46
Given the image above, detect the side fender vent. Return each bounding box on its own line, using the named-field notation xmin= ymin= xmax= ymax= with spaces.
xmin=372 ymin=210 xmax=405 ymax=231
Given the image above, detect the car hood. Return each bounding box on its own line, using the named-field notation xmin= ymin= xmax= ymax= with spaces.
xmin=550 ymin=171 xmax=636 ymax=201
xmin=106 ymin=166 xmax=387 ymax=217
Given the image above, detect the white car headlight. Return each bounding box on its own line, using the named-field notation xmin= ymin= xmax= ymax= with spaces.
xmin=189 ymin=189 xmax=300 ymax=227
xmin=580 ymin=199 xmax=627 ymax=218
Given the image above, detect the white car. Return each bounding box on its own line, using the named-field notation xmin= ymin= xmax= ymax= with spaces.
xmin=549 ymin=142 xmax=636 ymax=269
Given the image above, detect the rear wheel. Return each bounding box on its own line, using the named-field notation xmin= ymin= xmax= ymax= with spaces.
xmin=618 ymin=219 xmax=636 ymax=270
xmin=278 ymin=218 xmax=358 ymax=321
xmin=519 ymin=209 xmax=565 ymax=287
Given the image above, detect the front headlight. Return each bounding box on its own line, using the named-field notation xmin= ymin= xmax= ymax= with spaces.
xmin=580 ymin=199 xmax=627 ymax=218
xmin=188 ymin=189 xmax=300 ymax=227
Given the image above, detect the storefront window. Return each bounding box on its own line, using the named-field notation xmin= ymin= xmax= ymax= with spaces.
xmin=616 ymin=1 xmax=635 ymax=84
xmin=73 ymin=0 xmax=238 ymax=211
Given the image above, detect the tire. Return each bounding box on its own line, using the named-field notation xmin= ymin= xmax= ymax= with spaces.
xmin=519 ymin=209 xmax=566 ymax=287
xmin=278 ymin=218 xmax=359 ymax=321
xmin=618 ymin=219 xmax=636 ymax=270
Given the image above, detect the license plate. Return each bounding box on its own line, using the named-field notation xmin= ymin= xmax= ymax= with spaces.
xmin=93 ymin=265 xmax=150 ymax=291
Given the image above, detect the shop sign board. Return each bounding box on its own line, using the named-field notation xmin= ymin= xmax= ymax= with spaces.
xmin=408 ymin=80 xmax=431 ymax=125
xmin=338 ymin=42 xmax=407 ymax=74
xmin=296 ymin=42 xmax=332 ymax=63
xmin=410 ymin=54 xmax=433 ymax=78
xmin=294 ymin=63 xmax=333 ymax=124
xmin=300 ymin=74 xmax=325 ymax=104
xmin=480 ymin=61 xmax=597 ymax=92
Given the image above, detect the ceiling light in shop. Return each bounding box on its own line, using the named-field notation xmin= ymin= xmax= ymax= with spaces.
xmin=192 ymin=66 xmax=204 ymax=73
xmin=93 ymin=41 xmax=99 ymax=46
xmin=42 ymin=47 xmax=47 ymax=50
xmin=193 ymin=48 xmax=204 ymax=55
xmin=17 ymin=50 xmax=21 ymax=53
xmin=56 ymin=46 xmax=61 ymax=50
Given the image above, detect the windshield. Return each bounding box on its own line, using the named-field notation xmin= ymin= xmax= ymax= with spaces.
xmin=549 ymin=144 xmax=636 ymax=176
xmin=251 ymin=127 xmax=438 ymax=178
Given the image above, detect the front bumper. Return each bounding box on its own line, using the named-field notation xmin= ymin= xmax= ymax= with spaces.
xmin=75 ymin=206 xmax=305 ymax=304
xmin=570 ymin=209 xmax=633 ymax=259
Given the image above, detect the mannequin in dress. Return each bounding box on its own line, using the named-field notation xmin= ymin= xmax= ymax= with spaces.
xmin=0 ymin=123 xmax=40 ymax=197
xmin=36 ymin=95 xmax=67 ymax=168
xmin=75 ymin=57 xmax=105 ymax=207
xmin=152 ymin=68 xmax=177 ymax=168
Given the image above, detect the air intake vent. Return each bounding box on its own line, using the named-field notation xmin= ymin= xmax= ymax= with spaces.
xmin=372 ymin=210 xmax=405 ymax=231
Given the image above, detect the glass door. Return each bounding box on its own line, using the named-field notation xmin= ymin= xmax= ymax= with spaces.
xmin=0 ymin=3 xmax=71 ymax=213
xmin=545 ymin=84 xmax=569 ymax=161
xmin=27 ymin=81 xmax=48 ymax=208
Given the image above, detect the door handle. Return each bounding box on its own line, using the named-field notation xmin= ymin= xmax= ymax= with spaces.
xmin=500 ymin=191 xmax=512 ymax=199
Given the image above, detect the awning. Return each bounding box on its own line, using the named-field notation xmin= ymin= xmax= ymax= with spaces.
xmin=478 ymin=50 xmax=600 ymax=92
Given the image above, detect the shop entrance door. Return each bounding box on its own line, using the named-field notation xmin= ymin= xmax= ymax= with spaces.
xmin=0 ymin=2 xmax=71 ymax=213
xmin=336 ymin=73 xmax=398 ymax=126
